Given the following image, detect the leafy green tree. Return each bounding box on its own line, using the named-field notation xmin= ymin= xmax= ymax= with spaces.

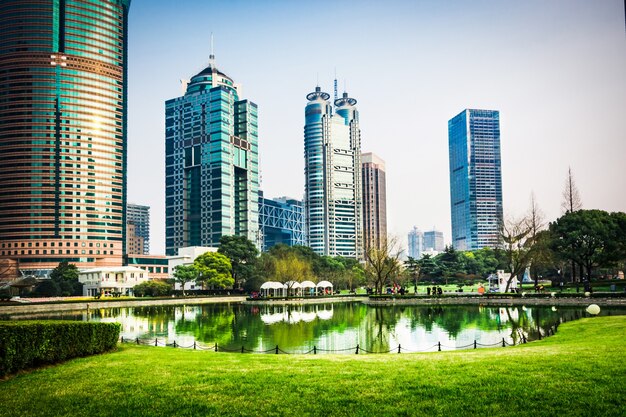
xmin=419 ymin=254 xmax=438 ymax=280
xmin=365 ymin=238 xmax=402 ymax=294
xmin=31 ymin=279 xmax=60 ymax=297
xmin=173 ymin=264 xmax=199 ymax=296
xmin=549 ymin=210 xmax=622 ymax=280
xmin=218 ymin=235 xmax=259 ymax=289
xmin=194 ymin=252 xmax=233 ymax=289
xmin=49 ymin=261 xmax=82 ymax=296
xmin=404 ymin=257 xmax=422 ymax=289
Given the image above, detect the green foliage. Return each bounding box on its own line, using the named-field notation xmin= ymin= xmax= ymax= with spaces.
xmin=0 ymin=321 xmax=120 ymax=377
xmin=172 ymin=264 xmax=199 ymax=295
xmin=32 ymin=261 xmax=82 ymax=297
xmin=133 ymin=280 xmax=172 ymax=297
xmin=549 ymin=209 xmax=624 ymax=278
xmin=194 ymin=252 xmax=233 ymax=289
xmin=218 ymin=235 xmax=259 ymax=288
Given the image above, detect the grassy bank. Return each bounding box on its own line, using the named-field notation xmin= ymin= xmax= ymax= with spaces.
xmin=1 ymin=317 xmax=624 ymax=417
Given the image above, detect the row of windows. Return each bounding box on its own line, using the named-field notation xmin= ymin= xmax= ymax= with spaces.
xmin=1 ymin=241 xmax=115 ymax=248
xmin=1 ymin=249 xmax=113 ymax=256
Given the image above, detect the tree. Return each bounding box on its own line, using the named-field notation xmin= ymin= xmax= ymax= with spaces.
xmin=218 ymin=235 xmax=259 ymax=289
xmin=527 ymin=193 xmax=546 ymax=286
xmin=365 ymin=237 xmax=402 ymax=294
xmin=549 ymin=210 xmax=622 ymax=281
xmin=38 ymin=261 xmax=82 ymax=296
xmin=271 ymin=252 xmax=314 ymax=285
xmin=500 ymin=215 xmax=534 ymax=292
xmin=31 ymin=279 xmax=60 ymax=297
xmin=173 ymin=264 xmax=199 ymax=296
xmin=133 ymin=280 xmax=171 ymax=297
xmin=404 ymin=257 xmax=422 ymax=289
xmin=561 ymin=167 xmax=583 ymax=282
xmin=194 ymin=252 xmax=233 ymax=289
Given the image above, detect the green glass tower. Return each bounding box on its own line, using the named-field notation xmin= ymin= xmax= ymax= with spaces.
xmin=165 ymin=54 xmax=259 ymax=255
xmin=0 ymin=0 xmax=131 ymax=273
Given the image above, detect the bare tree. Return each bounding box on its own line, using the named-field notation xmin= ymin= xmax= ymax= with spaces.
xmin=365 ymin=236 xmax=402 ymax=295
xmin=500 ymin=215 xmax=533 ymax=292
xmin=527 ymin=192 xmax=546 ymax=285
xmin=560 ymin=167 xmax=583 ymax=283
xmin=561 ymin=167 xmax=582 ymax=214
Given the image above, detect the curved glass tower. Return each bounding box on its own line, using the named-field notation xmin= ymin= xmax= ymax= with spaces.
xmin=304 ymin=88 xmax=362 ymax=259
xmin=165 ymin=56 xmax=259 ymax=255
xmin=0 ymin=0 xmax=131 ymax=274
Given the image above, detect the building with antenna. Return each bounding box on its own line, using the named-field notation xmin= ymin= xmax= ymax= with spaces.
xmin=164 ymin=50 xmax=259 ymax=255
xmin=304 ymin=87 xmax=363 ymax=259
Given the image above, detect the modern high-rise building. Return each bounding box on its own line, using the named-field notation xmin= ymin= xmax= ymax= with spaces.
xmin=361 ymin=152 xmax=387 ymax=252
xmin=165 ymin=54 xmax=259 ymax=256
xmin=258 ymin=192 xmax=305 ymax=252
xmin=407 ymin=227 xmax=424 ymax=259
xmin=448 ymin=109 xmax=503 ymax=251
xmin=127 ymin=203 xmax=150 ymax=254
xmin=0 ymin=0 xmax=131 ymax=273
xmin=304 ymin=87 xmax=362 ymax=259
xmin=423 ymin=230 xmax=444 ymax=252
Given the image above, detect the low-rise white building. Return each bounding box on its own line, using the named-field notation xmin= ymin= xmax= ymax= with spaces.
xmin=79 ymin=266 xmax=150 ymax=297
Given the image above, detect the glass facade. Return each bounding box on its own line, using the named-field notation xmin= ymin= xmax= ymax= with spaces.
xmin=423 ymin=230 xmax=444 ymax=252
xmin=0 ymin=0 xmax=131 ymax=271
xmin=126 ymin=203 xmax=149 ymax=254
xmin=304 ymin=88 xmax=362 ymax=259
xmin=361 ymin=152 xmax=387 ymax=252
xmin=448 ymin=109 xmax=503 ymax=251
xmin=165 ymin=57 xmax=259 ymax=256
xmin=258 ymin=193 xmax=305 ymax=252
xmin=407 ymin=227 xmax=423 ymax=259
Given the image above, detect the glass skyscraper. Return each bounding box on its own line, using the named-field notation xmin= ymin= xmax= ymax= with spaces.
xmin=127 ymin=203 xmax=150 ymax=254
xmin=407 ymin=227 xmax=423 ymax=259
xmin=448 ymin=109 xmax=503 ymax=251
xmin=0 ymin=0 xmax=131 ymax=273
xmin=165 ymin=55 xmax=259 ymax=256
xmin=423 ymin=230 xmax=444 ymax=252
xmin=258 ymin=193 xmax=305 ymax=252
xmin=304 ymin=88 xmax=362 ymax=259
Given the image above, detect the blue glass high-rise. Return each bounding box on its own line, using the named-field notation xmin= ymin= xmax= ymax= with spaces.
xmin=448 ymin=109 xmax=503 ymax=250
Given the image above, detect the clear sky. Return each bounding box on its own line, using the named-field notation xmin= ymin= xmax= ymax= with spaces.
xmin=126 ymin=0 xmax=626 ymax=255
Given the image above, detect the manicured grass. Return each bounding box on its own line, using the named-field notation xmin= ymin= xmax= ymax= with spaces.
xmin=1 ymin=317 xmax=624 ymax=417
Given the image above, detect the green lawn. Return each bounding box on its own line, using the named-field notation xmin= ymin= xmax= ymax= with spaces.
xmin=1 ymin=317 xmax=624 ymax=417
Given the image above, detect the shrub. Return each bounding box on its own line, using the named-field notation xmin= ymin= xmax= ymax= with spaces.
xmin=133 ymin=280 xmax=172 ymax=297
xmin=0 ymin=321 xmax=121 ymax=377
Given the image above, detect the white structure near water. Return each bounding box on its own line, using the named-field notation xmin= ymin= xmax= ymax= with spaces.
xmin=259 ymin=280 xmax=334 ymax=297
xmin=79 ymin=266 xmax=150 ymax=297
xmin=490 ymin=270 xmax=518 ymax=293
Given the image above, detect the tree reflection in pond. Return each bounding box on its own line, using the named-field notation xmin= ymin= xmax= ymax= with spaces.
xmin=27 ymin=303 xmax=625 ymax=353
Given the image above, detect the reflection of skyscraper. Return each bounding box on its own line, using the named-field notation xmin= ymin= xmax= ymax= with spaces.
xmin=304 ymin=87 xmax=362 ymax=259
xmin=448 ymin=109 xmax=503 ymax=250
xmin=165 ymin=54 xmax=259 ymax=255
xmin=407 ymin=227 xmax=423 ymax=259
xmin=0 ymin=0 xmax=131 ymax=272
xmin=361 ymin=153 xmax=387 ymax=251
xmin=423 ymin=230 xmax=444 ymax=252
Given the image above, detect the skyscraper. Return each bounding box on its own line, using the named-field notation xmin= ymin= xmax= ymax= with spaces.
xmin=0 ymin=0 xmax=131 ymax=273
xmin=361 ymin=152 xmax=387 ymax=251
xmin=423 ymin=230 xmax=445 ymax=252
xmin=165 ymin=54 xmax=259 ymax=256
xmin=407 ymin=227 xmax=423 ymax=259
xmin=448 ymin=109 xmax=503 ymax=251
xmin=304 ymin=87 xmax=362 ymax=259
xmin=127 ymin=203 xmax=150 ymax=254
xmin=258 ymin=193 xmax=305 ymax=252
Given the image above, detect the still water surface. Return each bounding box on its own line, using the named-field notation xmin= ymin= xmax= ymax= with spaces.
xmin=30 ymin=302 xmax=624 ymax=353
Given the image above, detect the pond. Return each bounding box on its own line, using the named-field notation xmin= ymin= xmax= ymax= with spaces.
xmin=23 ymin=302 xmax=625 ymax=354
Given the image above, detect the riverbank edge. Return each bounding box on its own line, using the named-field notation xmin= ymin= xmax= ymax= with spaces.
xmin=0 ymin=296 xmax=247 ymax=316
xmin=363 ymin=296 xmax=626 ymax=307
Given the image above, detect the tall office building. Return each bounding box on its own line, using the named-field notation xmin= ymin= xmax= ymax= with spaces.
xmin=165 ymin=54 xmax=259 ymax=256
xmin=0 ymin=0 xmax=131 ymax=273
xmin=423 ymin=230 xmax=444 ymax=252
xmin=258 ymin=192 xmax=305 ymax=252
xmin=361 ymin=152 xmax=387 ymax=252
xmin=127 ymin=203 xmax=150 ymax=254
xmin=448 ymin=109 xmax=503 ymax=251
xmin=407 ymin=227 xmax=423 ymax=259
xmin=304 ymin=87 xmax=362 ymax=259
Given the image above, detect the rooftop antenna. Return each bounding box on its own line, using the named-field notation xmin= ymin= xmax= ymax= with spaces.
xmin=333 ymin=68 xmax=338 ymax=101
xmin=209 ymin=33 xmax=215 ymax=65
xmin=316 ymin=72 xmax=319 ymax=87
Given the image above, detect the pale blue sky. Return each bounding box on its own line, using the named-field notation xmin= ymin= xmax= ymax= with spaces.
xmin=126 ymin=0 xmax=626 ymax=254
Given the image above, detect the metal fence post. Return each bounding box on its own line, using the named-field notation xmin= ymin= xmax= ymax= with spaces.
xmin=173 ymin=341 xmax=177 ymax=348
xmin=155 ymin=338 xmax=158 ymax=347
xmin=355 ymin=344 xmax=360 ymax=354
xmin=313 ymin=346 xmax=317 ymax=355
xmin=136 ymin=337 xmax=139 ymax=345
xmin=193 ymin=341 xmax=196 ymax=350
xmin=398 ymin=344 xmax=401 ymax=354
xmin=474 ymin=340 xmax=477 ymax=349
xmin=502 ymin=338 xmax=505 ymax=347
xmin=438 ymin=341 xmax=441 ymax=351
xmin=241 ymin=346 xmax=244 ymax=353
xmin=275 ymin=345 xmax=279 ymax=354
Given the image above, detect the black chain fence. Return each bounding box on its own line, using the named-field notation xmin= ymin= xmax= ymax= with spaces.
xmin=119 ymin=322 xmax=561 ymax=354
